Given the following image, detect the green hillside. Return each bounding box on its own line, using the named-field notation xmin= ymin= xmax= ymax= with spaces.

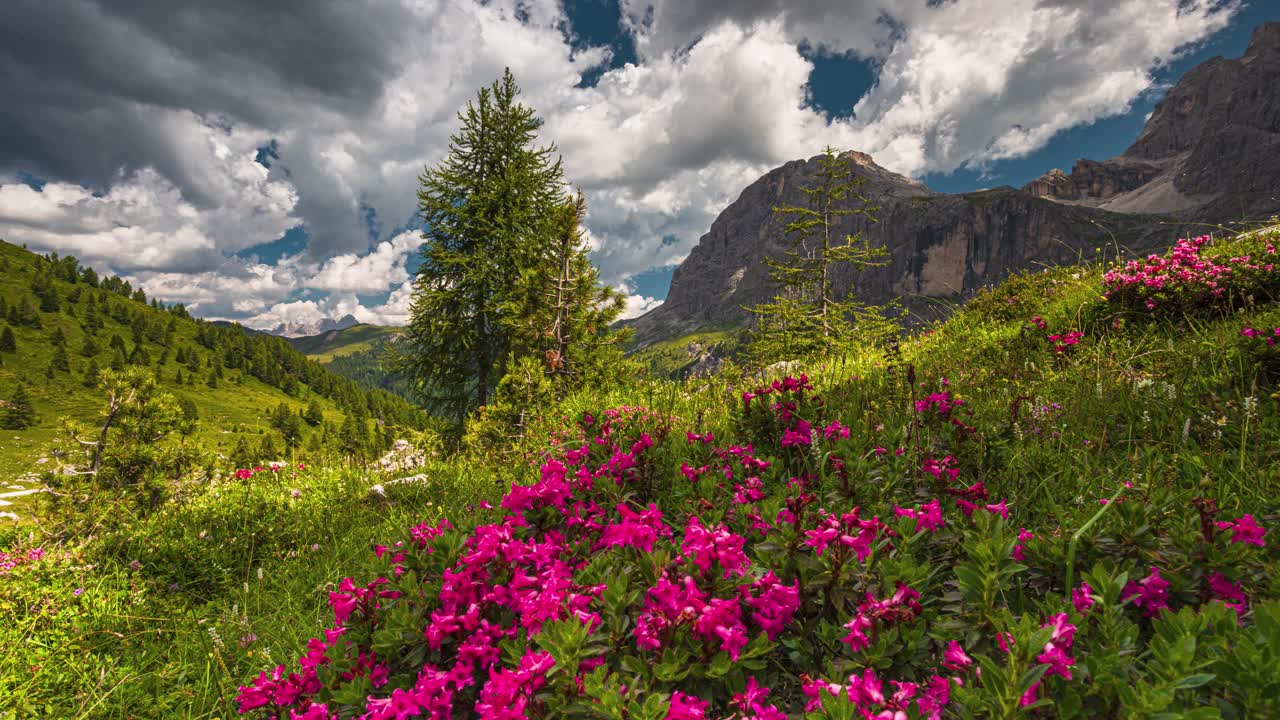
xmin=287 ymin=323 xmax=415 ymax=401
xmin=0 ymin=240 xmax=429 ymax=524
xmin=285 ymin=323 xmax=402 ymax=362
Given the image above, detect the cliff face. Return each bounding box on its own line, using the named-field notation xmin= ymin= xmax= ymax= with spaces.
xmin=632 ymin=153 xmax=1171 ymax=345
xmin=629 ymin=23 xmax=1280 ymax=347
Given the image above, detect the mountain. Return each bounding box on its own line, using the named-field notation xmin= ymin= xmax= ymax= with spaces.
xmin=629 ymin=22 xmax=1280 ymax=347
xmin=264 ymin=314 xmax=360 ymax=339
xmin=286 ymin=323 xmax=402 ymax=362
xmin=287 ymin=324 xmax=414 ymax=402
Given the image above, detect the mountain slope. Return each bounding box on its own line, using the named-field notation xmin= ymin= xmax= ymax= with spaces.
xmin=286 ymin=323 xmax=402 ymax=362
xmin=630 ymin=22 xmax=1280 ymax=347
xmin=0 ymin=240 xmax=429 ymax=508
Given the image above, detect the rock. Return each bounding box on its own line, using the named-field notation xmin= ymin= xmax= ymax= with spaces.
xmin=764 ymin=360 xmax=801 ymax=377
xmin=627 ymin=155 xmax=1171 ymax=345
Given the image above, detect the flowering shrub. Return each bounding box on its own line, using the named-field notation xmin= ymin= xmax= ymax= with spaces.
xmin=1103 ymin=235 xmax=1279 ymax=315
xmin=0 ymin=546 xmax=46 ymax=575
xmin=228 ymin=372 xmax=1280 ymax=719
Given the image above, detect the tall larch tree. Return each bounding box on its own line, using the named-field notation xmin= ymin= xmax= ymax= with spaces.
xmin=399 ymin=68 xmax=565 ymax=424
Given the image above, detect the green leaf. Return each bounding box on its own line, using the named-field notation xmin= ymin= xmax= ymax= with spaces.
xmin=1174 ymin=673 xmax=1217 ymax=690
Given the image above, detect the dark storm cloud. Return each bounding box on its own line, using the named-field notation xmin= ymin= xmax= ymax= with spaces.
xmin=0 ymin=0 xmax=413 ymax=195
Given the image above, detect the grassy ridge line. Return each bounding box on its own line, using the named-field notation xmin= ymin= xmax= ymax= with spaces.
xmin=286 ymin=324 xmax=403 ymax=364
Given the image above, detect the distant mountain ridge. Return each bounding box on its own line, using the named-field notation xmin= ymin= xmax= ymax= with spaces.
xmin=285 ymin=323 xmax=402 ymax=361
xmin=1021 ymin=22 xmax=1280 ymax=221
xmin=628 ymin=22 xmax=1280 ymax=347
xmin=263 ymin=314 xmax=360 ymax=339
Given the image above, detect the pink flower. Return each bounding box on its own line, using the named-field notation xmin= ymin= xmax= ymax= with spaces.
xmin=1072 ymin=582 xmax=1096 ymax=614
xmin=1012 ymin=527 xmax=1033 ymax=560
xmin=1215 ymin=514 xmax=1266 ymax=547
xmin=942 ymin=640 xmax=972 ymax=670
xmin=1121 ymin=566 xmax=1171 ymax=617
xmin=996 ymin=632 xmax=1015 ymax=653
xmin=743 ymin=572 xmax=800 ymax=641
xmin=683 ymin=517 xmax=750 ymax=578
xmin=984 ymin=499 xmax=1009 ymax=520
xmin=667 ymin=691 xmax=709 ymax=720
xmin=1037 ymin=642 xmax=1075 ymax=680
xmin=1208 ymin=572 xmax=1248 ymax=621
xmin=1042 ymin=613 xmax=1076 ymax=650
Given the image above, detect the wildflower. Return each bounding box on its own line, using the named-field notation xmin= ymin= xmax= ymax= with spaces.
xmin=668 ymin=691 xmax=709 ymax=719
xmin=73 ymin=587 xmax=84 ymax=597
xmin=942 ymin=640 xmax=972 ymax=670
xmin=743 ymin=572 xmax=800 ymax=641
xmin=984 ymin=499 xmax=1010 ymax=520
xmin=894 ymin=499 xmax=943 ymax=533
xmin=1214 ymin=514 xmax=1267 ymax=547
xmin=1207 ymin=572 xmax=1248 ymax=621
xmin=1037 ymin=642 xmax=1075 ymax=680
xmin=1012 ymin=527 xmax=1033 ymax=560
xmin=683 ymin=516 xmax=750 ymax=578
xmin=1121 ymin=566 xmax=1171 ymax=617
xmin=1072 ymin=582 xmax=1096 ymax=614
xmin=1020 ymin=681 xmax=1041 ymax=706
xmin=997 ymin=632 xmax=1015 ymax=653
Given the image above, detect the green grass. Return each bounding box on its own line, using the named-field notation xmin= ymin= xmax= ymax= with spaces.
xmin=0 ymin=461 xmax=503 ymax=718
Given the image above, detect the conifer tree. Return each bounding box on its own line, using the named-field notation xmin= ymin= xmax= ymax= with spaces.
xmin=400 ymin=68 xmax=566 ymax=423
xmin=304 ymin=398 xmax=324 ymax=426
xmin=0 ymin=326 xmax=14 ymax=353
xmin=83 ymin=358 xmax=100 ymax=388
xmin=1 ymin=383 xmax=35 ymax=430
xmin=80 ymin=335 xmax=98 ymax=357
xmin=747 ymin=147 xmax=894 ymax=364
xmin=230 ymin=435 xmax=253 ymax=470
xmin=502 ymin=193 xmax=628 ymax=391
xmin=51 ymin=344 xmax=70 ymax=372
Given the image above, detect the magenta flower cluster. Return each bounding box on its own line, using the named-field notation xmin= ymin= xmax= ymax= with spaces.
xmin=0 ymin=546 xmax=45 ymax=575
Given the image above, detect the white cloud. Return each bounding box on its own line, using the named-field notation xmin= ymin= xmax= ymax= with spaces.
xmin=305 ymin=231 xmax=420 ymax=293
xmin=0 ymin=0 xmax=1241 ymax=327
xmin=619 ymin=294 xmax=664 ymax=320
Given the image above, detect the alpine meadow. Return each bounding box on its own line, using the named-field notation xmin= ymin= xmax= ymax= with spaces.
xmin=2 ymin=6 xmax=1280 ymax=720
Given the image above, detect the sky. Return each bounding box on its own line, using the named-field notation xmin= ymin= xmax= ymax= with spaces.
xmin=0 ymin=0 xmax=1276 ymax=329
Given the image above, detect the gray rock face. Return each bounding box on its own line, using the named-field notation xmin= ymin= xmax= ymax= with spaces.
xmin=1024 ymin=22 xmax=1280 ymax=221
xmin=629 ymin=23 xmax=1280 ymax=347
